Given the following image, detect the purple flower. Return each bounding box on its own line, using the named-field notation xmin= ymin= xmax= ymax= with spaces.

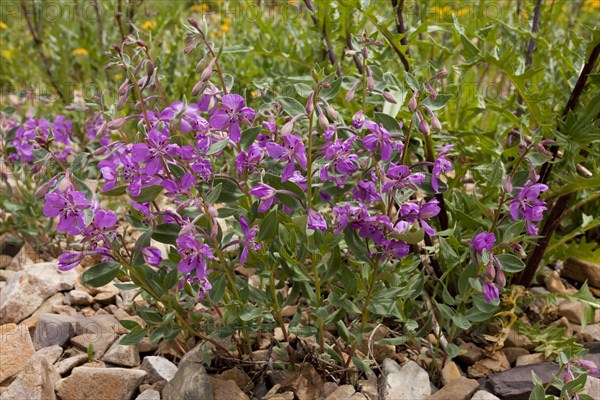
xmin=432 ymin=144 xmax=453 ymax=192
xmin=141 ymin=247 xmax=163 ymax=267
xmin=353 ymin=180 xmax=381 ymax=203
xmin=239 ymin=216 xmax=262 ymax=265
xmin=209 ymin=94 xmax=255 ymax=142
xmin=381 ymin=239 xmax=410 ymax=259
xmin=399 ymin=199 xmax=440 ymax=236
xmin=307 ymin=209 xmax=327 ymax=231
xmin=362 ymin=121 xmax=399 ymax=161
xmin=266 ymin=134 xmax=307 ymax=182
xmin=383 ymin=164 xmax=425 ymax=194
xmin=131 ymin=129 xmax=180 ymax=175
xmin=469 ymin=232 xmax=496 ymax=255
xmin=352 ymin=110 xmax=365 ymax=129
xmin=176 ymin=233 xmax=214 ymax=279
xmin=58 ymin=251 xmax=85 ymax=271
xmin=160 ymin=101 xmax=209 ymax=134
xmin=236 ymin=144 xmax=263 ymax=174
xmin=573 ymin=360 xmax=599 ymax=376
xmin=163 ymin=172 xmax=196 ymax=198
xmin=81 ymin=206 xmax=118 ymax=251
xmin=509 ymin=180 xmax=548 ymax=235
xmin=482 ymin=281 xmax=500 ymax=302
xmin=52 ymin=115 xmax=73 ymax=144
xmin=250 ymin=183 xmax=278 ymax=212
xmin=43 ymin=188 xmax=90 ymax=235
xmin=319 ymin=136 xmax=359 ymax=187
xmin=86 ymin=114 xmax=109 ymax=146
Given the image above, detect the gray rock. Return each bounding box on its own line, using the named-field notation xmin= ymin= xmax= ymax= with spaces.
xmin=33 ymin=314 xmax=75 ymax=350
xmin=140 ymin=356 xmax=178 ymax=384
xmin=426 ymin=377 xmax=479 ymax=400
xmin=163 ymin=361 xmax=214 ymax=400
xmin=54 ymin=353 xmax=89 ymax=376
xmin=471 ymin=390 xmax=501 ymax=400
xmin=135 ymin=389 xmax=161 ymax=400
xmin=486 ymin=362 xmax=559 ymax=400
xmin=0 ymin=357 xmax=60 ymax=400
xmin=0 ymin=262 xmax=78 ymax=324
xmin=380 ymin=359 xmax=431 ymax=400
xmin=101 ymin=335 xmax=140 ymax=367
xmin=55 ymin=366 xmax=146 ymax=400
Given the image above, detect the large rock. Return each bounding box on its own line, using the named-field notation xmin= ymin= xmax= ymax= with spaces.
xmin=486 ymin=362 xmax=559 ymax=400
xmin=0 ymin=323 xmax=36 ymax=383
xmin=70 ymin=333 xmax=116 ymax=358
xmin=101 ymin=335 xmax=140 ymax=367
xmin=140 ymin=356 xmax=178 ymax=384
xmin=0 ymin=262 xmax=78 ymax=323
xmin=456 ymin=342 xmax=485 ymax=366
xmin=278 ymin=362 xmax=324 ymax=400
xmin=425 ymin=377 xmax=479 ymax=400
xmin=55 ymin=366 xmax=146 ymax=400
xmin=21 ymin=293 xmax=64 ymax=329
xmin=381 ymin=359 xmax=431 ymax=400
xmin=211 ymin=378 xmax=250 ymax=400
xmin=562 ymin=258 xmax=600 ymax=289
xmin=0 ymin=348 xmax=61 ymax=400
xmin=163 ymin=361 xmax=214 ymax=400
xmin=54 ymin=353 xmax=89 ymax=376
xmin=468 ymin=352 xmax=510 ymax=378
xmin=33 ymin=314 xmax=75 ymax=350
xmin=558 ymin=300 xmax=600 ymax=325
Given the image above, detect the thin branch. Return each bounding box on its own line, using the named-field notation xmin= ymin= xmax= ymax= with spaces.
xmin=304 ymin=0 xmax=343 ymax=77
xmin=392 ymin=0 xmax=409 ymax=56
xmin=515 ymin=0 xmax=542 ymax=118
xmin=19 ymin=0 xmax=66 ymax=102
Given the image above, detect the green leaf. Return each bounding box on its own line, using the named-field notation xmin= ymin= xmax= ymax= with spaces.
xmin=257 ymin=209 xmax=278 ymax=241
xmin=119 ymin=319 xmax=141 ymax=330
xmin=376 ymin=337 xmax=408 ymax=346
xmin=320 ymin=78 xmax=342 ymax=100
xmin=120 ymin=328 xmax=148 ymax=345
xmin=81 ymin=262 xmax=121 ymax=287
xmin=495 ymin=254 xmax=525 ymax=273
xmin=101 ymin=186 xmax=128 ymax=196
xmin=152 ymin=223 xmax=181 ymax=245
xmin=205 ymin=139 xmax=229 ymax=156
xmin=240 ymin=126 xmax=261 ymax=151
xmin=278 ymin=96 xmax=305 ymax=117
xmin=374 ymin=112 xmax=402 ymax=135
xmin=239 ymin=305 xmax=262 ymax=321
xmin=206 ymin=183 xmax=223 ymax=204
xmin=131 ymin=185 xmax=163 ymax=203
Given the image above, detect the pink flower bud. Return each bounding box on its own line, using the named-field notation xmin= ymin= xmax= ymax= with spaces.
xmin=496 ymin=269 xmax=506 ymax=289
xmin=146 ymin=60 xmax=154 ymax=78
xmin=383 ymin=92 xmax=398 ymax=104
xmin=418 ymin=118 xmax=430 ymax=135
xmin=280 ymin=120 xmax=294 ymax=135
xmin=187 ymin=18 xmax=200 ymax=29
xmin=118 ymin=79 xmax=130 ymax=96
xmin=326 ymin=105 xmax=338 ymax=120
xmin=305 ymin=92 xmax=314 ymax=114
xmin=367 ymin=76 xmax=375 ymax=91
xmin=430 ymin=70 xmax=448 ymax=80
xmin=425 ymin=82 xmax=437 ymax=100
xmin=201 ymin=58 xmax=215 ymax=82
xmin=107 ymin=118 xmax=126 ymax=130
xmin=408 ymin=92 xmax=417 ymax=112
xmin=504 ymin=177 xmax=513 ymax=193
xmin=431 ymin=115 xmax=442 ymax=132
xmin=318 ymin=112 xmax=329 ymax=130
xmin=192 ymin=80 xmax=205 ymax=97
xmin=345 ymin=80 xmax=360 ymax=103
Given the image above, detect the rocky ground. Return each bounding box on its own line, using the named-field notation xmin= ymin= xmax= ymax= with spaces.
xmin=0 ymin=237 xmax=599 ymax=400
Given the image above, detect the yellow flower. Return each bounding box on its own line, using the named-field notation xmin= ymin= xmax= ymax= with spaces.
xmin=141 ymin=21 xmax=155 ymax=30
xmin=0 ymin=22 xmax=7 ymax=30
xmin=221 ymin=23 xmax=230 ymax=33
xmin=190 ymin=4 xmax=209 ymax=12
xmin=1 ymin=50 xmax=11 ymax=59
xmin=455 ymin=8 xmax=469 ymax=17
xmin=72 ymin=48 xmax=89 ymax=56
xmin=584 ymin=0 xmax=599 ymax=8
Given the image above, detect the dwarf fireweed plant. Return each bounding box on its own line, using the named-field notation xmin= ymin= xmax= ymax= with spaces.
xmin=0 ymin=18 xmax=579 ymax=375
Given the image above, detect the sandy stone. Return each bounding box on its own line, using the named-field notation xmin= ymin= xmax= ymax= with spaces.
xmin=6 ymin=242 xmax=42 ymax=271
xmin=515 ymin=353 xmax=546 ymax=366
xmin=470 ymin=389 xmax=501 ymax=400
xmin=135 ymin=389 xmax=160 ymax=400
xmin=217 ymin=367 xmax=252 ymax=390
xmin=562 ymin=258 xmax=600 ymax=288
xmin=279 ymin=363 xmax=323 ymax=400
xmin=0 ymin=323 xmax=36 ymax=383
xmin=162 ymin=361 xmax=214 ymax=400
xmin=381 ymin=359 xmax=431 ymax=400
xmin=441 ymin=361 xmax=463 ymax=385
xmin=456 ymin=342 xmax=485 ymax=366
xmin=468 ymin=352 xmax=510 ymax=378
xmin=21 ymin=293 xmax=64 ymax=330
xmin=558 ymin=300 xmax=600 ymax=325
xmin=54 ymin=353 xmax=89 ymax=376
xmin=212 ymin=378 xmax=250 ymax=400
xmin=326 ymin=385 xmax=356 ymax=399
xmin=504 ymin=328 xmax=535 ymax=350
xmin=65 ymin=290 xmax=94 ymax=306
xmin=426 ymin=377 xmax=479 ymax=400
xmin=0 ymin=262 xmax=78 ymax=324
xmin=70 ymin=333 xmax=116 ymax=358
xmin=544 ymin=271 xmax=576 ymax=294
xmin=55 ymin=366 xmax=146 ymax=400
xmin=0 ymin=357 xmax=60 ymax=400
xmin=33 ymin=314 xmax=75 ymax=350
xmin=501 ymin=347 xmax=530 ymax=365
xmin=0 ymin=255 xmax=13 ymax=269
xmin=101 ymin=335 xmax=140 ymax=367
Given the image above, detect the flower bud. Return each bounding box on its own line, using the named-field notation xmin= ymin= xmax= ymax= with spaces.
xmin=280 ymin=120 xmax=294 ymax=135
xmin=136 ymin=40 xmax=146 ymax=48
xmin=192 ymin=80 xmax=205 ymax=97
xmin=367 ymin=76 xmax=375 ymax=91
xmin=504 ymin=177 xmax=513 ymax=193
xmin=118 ymin=79 xmax=130 ymax=96
xmin=320 ymin=82 xmax=331 ymax=89
xmin=117 ymin=95 xmax=127 ymax=110
xmin=35 ymin=179 xmax=55 ymax=198
xmin=318 ymin=112 xmax=329 ymax=130
xmin=146 ymin=60 xmax=154 ymax=78
xmin=187 ymin=18 xmax=200 ymax=29
xmin=305 ymin=92 xmax=314 ymax=114
xmin=430 ymin=70 xmax=448 ymax=80
xmin=418 ymin=118 xmax=430 ymax=135
xmin=425 ymin=82 xmax=437 ymax=100
xmin=408 ymin=91 xmax=417 ymax=112
xmin=195 ymin=57 xmax=207 ymax=73
xmin=430 ymin=115 xmax=441 ymax=132
xmin=486 ymin=262 xmax=495 ymax=280
xmin=352 ymin=110 xmax=365 ymax=129
xmin=382 ymin=91 xmax=398 ymax=104
xmin=362 ymin=47 xmax=368 ymax=59
xmin=326 ymin=105 xmax=338 ymax=120
xmin=345 ymin=80 xmax=360 ymax=103
xmin=496 ymin=269 xmax=506 ymax=289
xmin=107 ymin=118 xmax=126 ymax=130
xmin=200 ymin=58 xmax=214 ymax=82
xmin=537 ymin=143 xmax=552 ymax=157
xmin=184 ymin=43 xmax=196 ymax=54
xmin=311 ymin=69 xmax=319 ymax=82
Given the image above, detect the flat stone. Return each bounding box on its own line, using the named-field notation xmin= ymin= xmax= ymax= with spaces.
xmin=544 ymin=271 xmax=575 ymax=294
xmin=163 ymin=360 xmax=214 ymax=400
xmin=65 ymin=290 xmax=94 ymax=306
xmin=212 ymin=378 xmax=250 ymax=400
xmin=101 ymin=335 xmax=140 ymax=367
xmin=456 ymin=342 xmax=484 ymax=366
xmin=32 ymin=345 xmax=63 ymax=365
xmin=93 ymin=291 xmax=117 ymax=304
xmin=515 ymin=353 xmax=546 ymax=366
xmin=0 ymin=323 xmax=36 ymax=383
xmin=55 ymin=366 xmax=146 ymax=400
xmin=426 ymin=377 xmax=479 ymax=400
xmin=471 ymin=390 xmax=501 ymax=400
xmin=21 ymin=293 xmax=64 ymax=330
xmin=501 ymin=347 xmax=530 ymax=365
xmin=54 ymin=353 xmax=89 ymax=376
xmin=0 ymin=357 xmax=60 ymax=400
xmin=135 ymin=389 xmax=161 ymax=400
xmin=71 ymin=333 xmax=116 ymax=358
xmin=140 ymin=356 xmax=178 ymax=384
xmin=504 ymin=328 xmax=535 ymax=350
xmin=0 ymin=262 xmax=78 ymax=324
xmin=558 ymin=300 xmax=600 ymax=325
xmin=33 ymin=314 xmax=75 ymax=350
xmin=562 ymin=258 xmax=600 ymax=288
xmin=278 ymin=362 xmax=323 ymax=400
xmin=326 ymin=385 xmax=356 ymax=399
xmin=217 ymin=367 xmax=252 ymax=390
xmin=381 ymin=359 xmax=431 ymax=400
xmin=468 ymin=352 xmax=510 ymax=378
xmin=486 ymin=362 xmax=559 ymax=400
xmin=441 ymin=361 xmax=463 ymax=385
